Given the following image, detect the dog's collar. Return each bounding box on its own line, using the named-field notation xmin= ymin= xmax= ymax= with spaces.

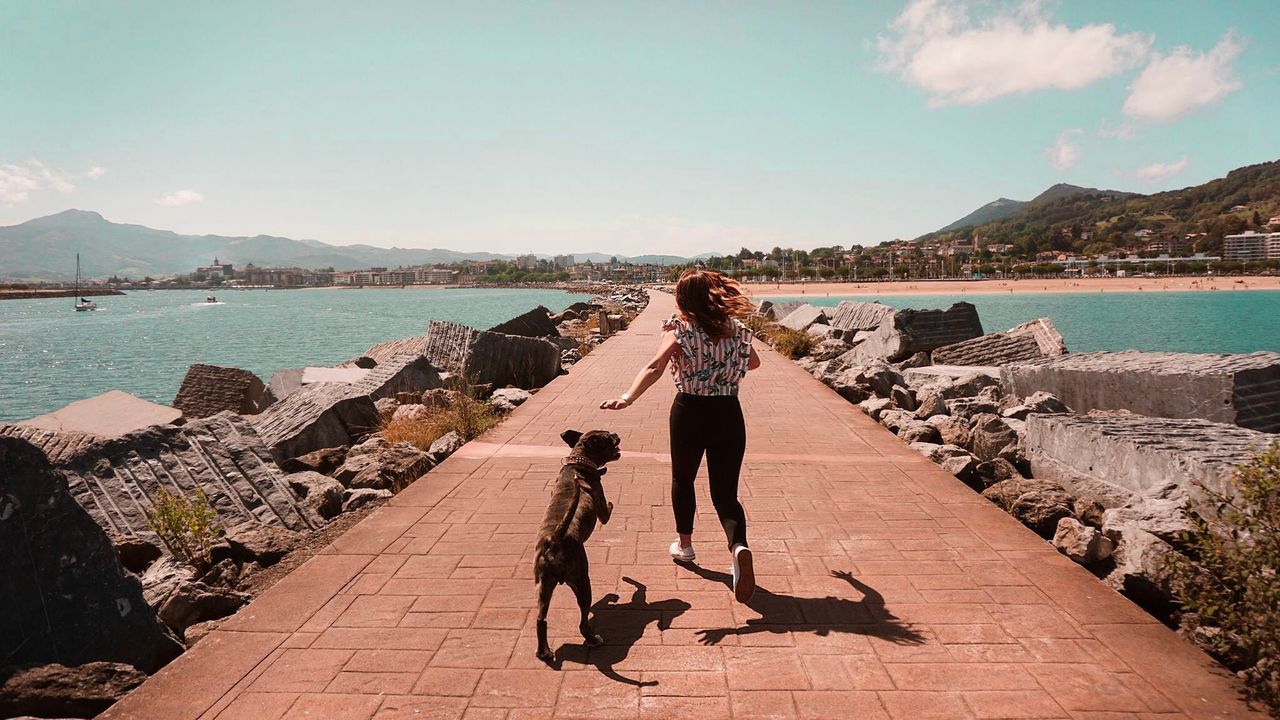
xmin=562 ymin=454 xmax=601 ymax=472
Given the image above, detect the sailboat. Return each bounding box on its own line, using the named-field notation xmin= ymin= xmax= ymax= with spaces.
xmin=74 ymin=253 xmax=98 ymax=311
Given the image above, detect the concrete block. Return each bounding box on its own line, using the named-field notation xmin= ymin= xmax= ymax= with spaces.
xmin=1004 ymin=350 xmax=1280 ymax=432
xmin=853 ymin=302 xmax=984 ymax=362
xmin=778 ymin=304 xmax=829 ymax=332
xmin=172 ymin=364 xmax=268 ymax=419
xmin=423 ymin=320 xmax=561 ymax=389
xmin=489 ymin=305 xmax=560 ymax=338
xmin=1025 ymin=412 xmax=1275 ymax=506
xmin=826 ymin=300 xmax=896 ymax=332
xmin=18 ymin=390 xmax=182 ymax=437
xmin=933 ymin=317 xmax=1066 ymax=366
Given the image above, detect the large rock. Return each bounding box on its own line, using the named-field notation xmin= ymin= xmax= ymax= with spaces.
xmin=1053 ymin=517 xmax=1114 ymax=565
xmin=969 ymin=413 xmax=1020 ymax=462
xmin=268 ymin=354 xmax=443 ymax=405
xmin=0 ymin=424 xmax=102 ymax=464
xmin=338 ymin=443 xmax=435 ymax=492
xmin=279 ymin=445 xmax=348 ymax=476
xmin=925 ymin=415 xmax=970 ymax=447
xmin=1003 ymin=350 xmax=1280 ymax=432
xmin=851 ymin=302 xmax=984 ymax=363
xmin=424 ymin=320 xmax=561 ymax=390
xmin=0 ymin=437 xmax=182 ymax=674
xmin=59 ymin=413 xmax=320 ymax=546
xmin=428 ymin=431 xmax=466 ymax=463
xmin=757 ymin=300 xmax=805 ymax=322
xmin=933 ymin=318 xmax=1066 ymax=366
xmin=1024 ymin=412 xmax=1274 ymax=508
xmin=1103 ymin=527 xmax=1178 ymax=612
xmin=982 ymin=478 xmax=1074 ymax=538
xmin=17 ymin=390 xmax=182 ymax=437
xmin=141 ymin=557 xmax=249 ymax=634
xmin=285 ymin=471 xmax=345 ymax=519
xmin=490 ymin=387 xmax=532 ymax=413
xmin=777 ymin=304 xmax=829 ymax=332
xmin=489 ymin=305 xmax=560 ymax=338
xmin=252 ymin=383 xmax=381 ymax=463
xmin=1001 ymin=391 xmax=1070 ymax=420
xmin=826 ymin=300 xmax=896 ymax=332
xmin=903 ymin=365 xmax=1003 ymax=397
xmin=0 ymin=662 xmax=147 ymax=719
xmin=172 ymin=364 xmax=268 ymax=419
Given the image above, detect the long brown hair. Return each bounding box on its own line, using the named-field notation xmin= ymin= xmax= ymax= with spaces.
xmin=674 ymin=268 xmax=756 ymax=339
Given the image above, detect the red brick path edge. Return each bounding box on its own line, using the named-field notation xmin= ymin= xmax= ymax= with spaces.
xmin=103 ymin=293 xmax=1263 ymax=720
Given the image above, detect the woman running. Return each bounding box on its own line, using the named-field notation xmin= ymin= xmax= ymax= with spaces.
xmin=600 ymin=269 xmax=761 ymax=602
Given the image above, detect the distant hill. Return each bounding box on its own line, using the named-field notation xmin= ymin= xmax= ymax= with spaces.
xmin=0 ymin=210 xmax=712 ymax=280
xmin=917 ymin=160 xmax=1280 ymax=258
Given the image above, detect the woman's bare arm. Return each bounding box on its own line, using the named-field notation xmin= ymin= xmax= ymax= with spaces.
xmin=600 ymin=331 xmax=679 ymax=410
xmin=747 ymin=343 xmax=761 ymax=371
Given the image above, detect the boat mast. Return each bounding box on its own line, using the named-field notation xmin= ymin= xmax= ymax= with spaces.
xmin=75 ymin=253 xmax=80 ymax=305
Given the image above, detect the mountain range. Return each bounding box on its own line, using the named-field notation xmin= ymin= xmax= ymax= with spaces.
xmin=0 ymin=210 xmax=708 ymax=280
xmin=933 ymin=183 xmax=1135 ymax=234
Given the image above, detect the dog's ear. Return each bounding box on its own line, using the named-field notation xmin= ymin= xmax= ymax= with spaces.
xmin=560 ymin=429 xmax=583 ymax=447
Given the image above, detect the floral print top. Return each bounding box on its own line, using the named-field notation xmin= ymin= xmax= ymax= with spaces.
xmin=663 ymin=314 xmax=754 ymax=396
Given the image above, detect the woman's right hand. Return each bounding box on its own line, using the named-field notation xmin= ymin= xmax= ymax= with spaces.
xmin=599 ymin=398 xmax=630 ymax=410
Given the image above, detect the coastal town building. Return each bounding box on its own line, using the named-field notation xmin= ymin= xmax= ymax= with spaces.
xmin=516 ymin=254 xmax=538 ymax=270
xmin=1224 ymin=231 xmax=1280 ymax=261
xmin=553 ymin=254 xmax=574 ymax=268
xmin=195 ymin=258 xmax=234 ymax=279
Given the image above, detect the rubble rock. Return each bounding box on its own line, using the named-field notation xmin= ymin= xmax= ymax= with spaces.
xmin=172 ymin=364 xmax=268 ymax=419
xmin=982 ymin=478 xmax=1074 ymax=538
xmin=969 ymin=414 xmax=1020 ymax=462
xmin=1103 ymin=527 xmax=1178 ymax=611
xmin=1053 ymin=517 xmax=1114 ymax=565
xmin=142 ymin=557 xmax=249 ymax=634
xmin=1101 ymin=485 xmax=1195 ymax=550
xmin=344 ymin=443 xmax=435 ymax=492
xmin=0 ymin=438 xmax=182 ymax=673
xmin=1004 ymin=350 xmax=1280 ymax=432
xmin=858 ymin=398 xmax=895 ymax=421
xmin=940 ymin=452 xmax=980 ymax=486
xmin=898 ymin=421 xmax=941 ymax=444
xmin=252 ymin=383 xmax=381 ymax=463
xmin=285 ymin=471 xmax=345 ymax=520
xmin=109 ymin=533 xmax=164 ymax=575
xmin=933 ymin=317 xmax=1067 ymax=366
xmin=924 ymin=415 xmax=970 ymax=447
xmin=392 ymin=403 xmax=432 ymax=422
xmin=375 ymin=397 xmax=399 ymax=420
xmin=428 ymin=431 xmax=467 ymax=463
xmin=889 ymin=385 xmax=916 ymax=412
xmin=1024 ymin=412 xmax=1273 ymax=507
xmin=879 ymin=409 xmax=916 ymax=434
xmin=489 ymin=305 xmax=560 ymax=338
xmin=279 ymin=445 xmax=349 ymax=476
xmin=778 ymin=304 xmax=829 ymax=332
xmin=973 ymin=458 xmax=1021 ymax=487
xmin=0 ymin=662 xmax=147 ymax=719
xmin=0 ymin=424 xmax=102 ymax=464
xmin=898 ymin=351 xmax=931 ymax=369
xmin=758 ymin=300 xmax=806 ymax=322
xmin=424 ymin=320 xmax=562 ymax=390
xmin=347 ymin=435 xmax=389 ymax=457
xmin=490 ymin=387 xmax=532 ymax=413
xmin=215 ymin=525 xmax=300 ymax=567
xmin=1072 ymin=497 xmax=1106 ymax=528
xmin=914 ymin=391 xmax=947 ymax=419
xmin=182 ymin=620 xmax=221 ymax=646
xmin=1001 ymin=391 xmax=1071 ymax=420
xmin=947 ymin=397 xmax=1002 ymax=422
xmin=830 ymin=370 xmax=875 ymax=404
xmin=342 ymin=487 xmax=392 ymax=512
xmin=811 ymin=338 xmax=853 ymax=362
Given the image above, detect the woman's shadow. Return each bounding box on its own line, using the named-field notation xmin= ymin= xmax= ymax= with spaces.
xmin=552 ymin=576 xmax=691 ymax=686
xmin=679 ymin=564 xmax=924 ymax=647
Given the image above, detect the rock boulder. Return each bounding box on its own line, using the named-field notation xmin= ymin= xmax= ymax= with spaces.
xmin=172 ymin=364 xmax=268 ymax=419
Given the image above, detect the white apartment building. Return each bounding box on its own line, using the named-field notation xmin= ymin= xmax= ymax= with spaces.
xmin=516 ymin=254 xmax=539 ymax=270
xmin=1224 ymin=231 xmax=1280 ymax=261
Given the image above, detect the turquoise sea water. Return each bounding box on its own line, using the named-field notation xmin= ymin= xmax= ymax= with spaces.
xmin=0 ymin=288 xmax=592 ymax=422
xmin=775 ymin=290 xmax=1280 ymax=355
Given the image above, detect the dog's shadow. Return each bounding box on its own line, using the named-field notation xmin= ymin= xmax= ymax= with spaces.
xmin=680 ymin=564 xmax=925 ymax=647
xmin=552 ymin=576 xmax=690 ymax=686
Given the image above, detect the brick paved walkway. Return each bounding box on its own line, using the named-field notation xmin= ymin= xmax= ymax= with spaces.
xmin=104 ymin=293 xmax=1262 ymax=720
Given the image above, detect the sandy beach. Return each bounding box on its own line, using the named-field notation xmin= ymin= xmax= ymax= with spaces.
xmin=742 ymin=275 xmax=1280 ymax=298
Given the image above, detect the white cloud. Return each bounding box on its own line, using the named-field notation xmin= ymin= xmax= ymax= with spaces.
xmin=1046 ymin=128 xmax=1083 ymax=171
xmin=86 ymin=166 xmax=107 ymax=179
xmin=1097 ymin=120 xmax=1139 ymax=140
xmin=0 ymin=159 xmax=78 ymax=204
xmin=154 ymin=189 xmax=204 ymax=207
xmin=1135 ymin=156 xmax=1188 ymax=183
xmin=877 ymin=0 xmax=1152 ymax=106
xmin=1124 ymin=32 xmax=1243 ymax=123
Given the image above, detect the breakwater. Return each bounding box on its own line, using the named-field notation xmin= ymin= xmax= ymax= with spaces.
xmin=0 ymin=288 xmax=125 ymax=300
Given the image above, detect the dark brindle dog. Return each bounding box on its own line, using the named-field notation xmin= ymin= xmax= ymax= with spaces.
xmin=533 ymin=429 xmax=621 ymax=662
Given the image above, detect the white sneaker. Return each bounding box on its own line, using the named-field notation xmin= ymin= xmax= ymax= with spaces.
xmin=731 ymin=544 xmax=755 ymax=603
xmin=669 ymin=540 xmax=696 ymax=562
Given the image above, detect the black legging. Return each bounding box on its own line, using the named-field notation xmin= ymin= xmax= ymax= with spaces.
xmin=670 ymin=392 xmax=747 ymax=549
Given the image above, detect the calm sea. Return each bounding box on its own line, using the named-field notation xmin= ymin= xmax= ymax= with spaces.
xmin=775 ymin=290 xmax=1280 ymax=355
xmin=0 ymin=288 xmax=592 ymax=422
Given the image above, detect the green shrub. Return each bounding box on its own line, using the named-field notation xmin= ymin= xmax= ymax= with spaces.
xmin=1167 ymin=441 xmax=1280 ymax=715
xmin=145 ymin=487 xmax=222 ymax=570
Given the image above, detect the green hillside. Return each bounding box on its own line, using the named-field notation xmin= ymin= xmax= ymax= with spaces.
xmin=919 ymin=160 xmax=1280 ymax=259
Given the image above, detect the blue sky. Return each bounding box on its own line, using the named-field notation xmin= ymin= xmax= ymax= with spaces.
xmin=1 ymin=1 xmax=1277 ymax=256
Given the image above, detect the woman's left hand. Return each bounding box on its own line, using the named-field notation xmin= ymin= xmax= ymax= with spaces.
xmin=599 ymin=398 xmax=630 ymax=410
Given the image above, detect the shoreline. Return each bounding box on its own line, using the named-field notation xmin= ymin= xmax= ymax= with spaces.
xmin=742 ymin=275 xmax=1280 ymax=297
xmin=0 ymin=288 xmax=125 ymax=301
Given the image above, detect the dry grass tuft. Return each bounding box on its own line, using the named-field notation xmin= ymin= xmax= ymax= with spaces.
xmin=379 ymin=394 xmax=500 ymax=451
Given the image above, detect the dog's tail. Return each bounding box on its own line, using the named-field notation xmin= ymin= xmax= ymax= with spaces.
xmin=536 ymin=480 xmax=582 ymax=557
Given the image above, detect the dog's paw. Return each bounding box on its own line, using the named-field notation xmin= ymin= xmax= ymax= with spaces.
xmin=584 ymin=633 xmax=604 ymax=647
xmin=535 ymin=648 xmax=555 ymax=663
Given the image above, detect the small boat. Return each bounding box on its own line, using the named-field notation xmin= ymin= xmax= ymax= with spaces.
xmin=206 ymin=295 xmax=218 ymax=303
xmin=74 ymin=253 xmax=98 ymax=311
